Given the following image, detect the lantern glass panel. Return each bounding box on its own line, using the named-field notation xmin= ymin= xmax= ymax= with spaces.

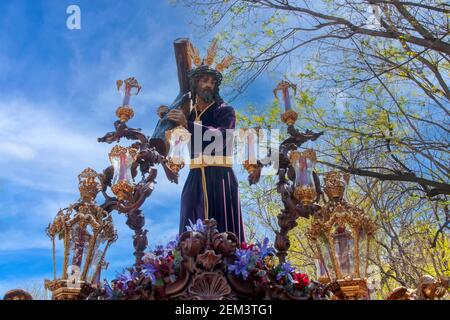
xmin=167 ymin=127 xmax=190 ymax=165
xmin=315 ymin=257 xmax=328 ymax=282
xmin=333 ymin=226 xmax=354 ymax=278
xmin=111 ymin=150 xmax=135 ymax=186
xmin=318 ymin=234 xmax=337 ymax=280
xmin=358 ymin=229 xmax=370 ymax=279
xmin=69 ymin=223 xmax=88 ymax=269
xmin=87 ymin=243 xmax=102 ymax=284
xmin=292 ymin=151 xmax=316 ymax=188
xmin=66 ymin=223 xmax=91 ymax=284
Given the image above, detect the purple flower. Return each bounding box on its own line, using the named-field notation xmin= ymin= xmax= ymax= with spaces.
xmin=153 ymin=245 xmax=171 ymax=259
xmin=166 ymin=234 xmax=179 ymax=250
xmin=228 ymin=249 xmax=253 ymax=280
xmin=116 ymin=269 xmax=133 ymax=284
xmin=276 ymin=262 xmax=295 ymax=281
xmin=142 ymin=263 xmax=157 ymax=283
xmin=256 ymin=237 xmax=276 ymax=258
xmin=186 ymin=219 xmax=205 ymax=233
xmin=154 ymin=245 xmax=165 ymax=255
xmin=103 ymin=279 xmax=113 ymax=298
xmin=130 ymin=269 xmax=140 ymax=281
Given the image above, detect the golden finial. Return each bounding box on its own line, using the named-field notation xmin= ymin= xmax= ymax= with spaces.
xmin=216 ymin=55 xmax=234 ymax=72
xmin=116 ymin=80 xmax=123 ymax=91
xmin=188 ymin=43 xmax=202 ymax=67
xmin=204 ymin=39 xmax=218 ymax=66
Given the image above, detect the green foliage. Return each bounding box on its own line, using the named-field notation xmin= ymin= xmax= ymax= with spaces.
xmin=236 ymin=101 xmax=449 ymax=298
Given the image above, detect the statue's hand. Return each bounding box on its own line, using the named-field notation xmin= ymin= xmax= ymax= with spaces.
xmin=167 ymin=109 xmax=187 ymax=128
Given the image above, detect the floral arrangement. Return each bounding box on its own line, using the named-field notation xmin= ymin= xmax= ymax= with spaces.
xmin=98 ymin=234 xmax=182 ymax=300
xmin=94 ymin=219 xmax=311 ymax=299
xmin=227 ymin=238 xmax=310 ymax=296
xmin=96 ymin=220 xmax=204 ymax=300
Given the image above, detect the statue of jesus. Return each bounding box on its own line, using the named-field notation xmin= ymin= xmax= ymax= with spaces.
xmin=167 ymin=43 xmax=245 ymax=243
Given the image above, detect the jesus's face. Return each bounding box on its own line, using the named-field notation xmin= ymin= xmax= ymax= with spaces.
xmin=197 ymin=75 xmax=217 ymax=103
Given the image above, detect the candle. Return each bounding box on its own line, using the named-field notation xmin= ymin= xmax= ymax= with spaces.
xmin=123 ymin=84 xmax=131 ymax=106
xmin=282 ymin=87 xmax=291 ymax=111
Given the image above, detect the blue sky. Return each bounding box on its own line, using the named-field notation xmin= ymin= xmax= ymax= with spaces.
xmin=0 ymin=0 xmax=277 ymax=296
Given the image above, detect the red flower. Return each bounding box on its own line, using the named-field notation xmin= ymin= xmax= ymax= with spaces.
xmin=241 ymin=242 xmax=254 ymax=250
xmin=292 ymin=273 xmax=309 ymax=290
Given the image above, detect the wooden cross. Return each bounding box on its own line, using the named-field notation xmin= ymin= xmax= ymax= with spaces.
xmin=150 ymin=38 xmax=193 ymax=156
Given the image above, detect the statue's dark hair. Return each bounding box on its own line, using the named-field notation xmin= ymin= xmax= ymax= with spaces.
xmin=188 ymin=66 xmax=224 ymax=105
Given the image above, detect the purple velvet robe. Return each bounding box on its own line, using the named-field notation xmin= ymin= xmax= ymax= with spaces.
xmin=179 ymin=101 xmax=245 ymax=243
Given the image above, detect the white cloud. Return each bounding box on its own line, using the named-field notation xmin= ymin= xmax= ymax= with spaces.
xmin=0 ymin=229 xmax=50 ymax=251
xmin=0 ymin=141 xmax=36 ymax=160
xmin=65 ymin=13 xmax=181 ymax=122
xmin=0 ymin=97 xmax=110 ymax=193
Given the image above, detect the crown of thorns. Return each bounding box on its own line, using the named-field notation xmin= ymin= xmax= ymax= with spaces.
xmin=187 ymin=40 xmax=234 ymax=85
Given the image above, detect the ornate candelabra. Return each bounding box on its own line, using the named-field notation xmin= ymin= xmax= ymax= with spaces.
xmin=244 ymin=80 xmax=323 ymax=264
xmin=97 ymin=77 xmax=179 ymax=265
xmin=44 ymin=168 xmax=117 ymax=300
xmin=242 ymin=80 xmax=380 ymax=300
xmin=43 ymin=77 xmax=184 ymax=301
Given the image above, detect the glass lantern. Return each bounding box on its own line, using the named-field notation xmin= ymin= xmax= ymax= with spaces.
xmin=310 ymin=219 xmax=374 ymax=299
xmin=274 ymin=80 xmax=298 ymax=125
xmin=109 ymin=145 xmax=137 ymax=201
xmin=165 ymin=125 xmax=191 ymax=174
xmin=289 ymin=149 xmax=317 ymax=205
xmin=308 ymin=171 xmax=377 ymax=299
xmin=45 ymin=202 xmax=117 ymax=299
xmin=311 ymin=213 xmax=374 ymax=280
